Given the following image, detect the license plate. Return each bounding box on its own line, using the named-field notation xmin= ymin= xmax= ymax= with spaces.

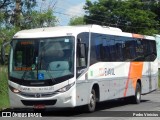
xmin=34 ymin=104 xmax=45 ymax=109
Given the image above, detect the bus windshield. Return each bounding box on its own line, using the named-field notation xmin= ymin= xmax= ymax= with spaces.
xmin=10 ymin=36 xmax=74 ymax=81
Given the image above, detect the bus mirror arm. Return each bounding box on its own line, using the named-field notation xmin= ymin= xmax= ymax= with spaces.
xmin=77 ymin=68 xmax=86 ymax=74
xmin=1 ymin=41 xmax=10 ymax=65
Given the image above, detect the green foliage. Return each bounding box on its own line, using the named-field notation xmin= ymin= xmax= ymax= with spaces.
xmin=0 ymin=1 xmax=57 ymax=55
xmin=69 ymin=16 xmax=86 ymax=25
xmin=0 ymin=0 xmax=36 ymax=28
xmin=26 ymin=9 xmax=57 ymax=29
xmin=0 ymin=11 xmax=4 ymax=26
xmin=0 ymin=27 xmax=20 ymax=53
xmin=0 ymin=66 xmax=9 ymax=110
xmin=84 ymin=0 xmax=160 ymax=35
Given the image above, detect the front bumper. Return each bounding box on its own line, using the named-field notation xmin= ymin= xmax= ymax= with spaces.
xmin=9 ymin=85 xmax=76 ymax=109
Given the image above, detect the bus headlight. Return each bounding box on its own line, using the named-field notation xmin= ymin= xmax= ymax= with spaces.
xmin=13 ymin=88 xmax=20 ymax=93
xmin=56 ymin=82 xmax=75 ymax=92
xmin=9 ymin=85 xmax=20 ymax=93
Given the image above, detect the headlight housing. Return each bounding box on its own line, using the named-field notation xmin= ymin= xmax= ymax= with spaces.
xmin=56 ymin=82 xmax=75 ymax=92
xmin=9 ymin=85 xmax=21 ymax=93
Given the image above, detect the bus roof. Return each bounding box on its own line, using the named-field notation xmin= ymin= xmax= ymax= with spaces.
xmin=13 ymin=24 xmax=155 ymax=40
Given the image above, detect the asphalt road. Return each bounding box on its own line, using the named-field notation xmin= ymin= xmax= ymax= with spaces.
xmin=1 ymin=90 xmax=160 ymax=120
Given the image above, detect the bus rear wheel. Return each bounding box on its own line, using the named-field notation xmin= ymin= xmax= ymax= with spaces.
xmin=133 ymin=82 xmax=141 ymax=104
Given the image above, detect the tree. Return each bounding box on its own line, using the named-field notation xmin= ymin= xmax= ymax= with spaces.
xmin=84 ymin=0 xmax=160 ymax=35
xmin=25 ymin=9 xmax=57 ymax=28
xmin=69 ymin=16 xmax=86 ymax=25
xmin=0 ymin=0 xmax=58 ymax=29
xmin=0 ymin=0 xmax=36 ymax=45
xmin=0 ymin=0 xmax=57 ymax=54
xmin=0 ymin=0 xmax=11 ymax=9
xmin=0 ymin=0 xmax=37 ymax=28
xmin=0 ymin=26 xmax=20 ymax=53
xmin=12 ymin=0 xmax=36 ymax=28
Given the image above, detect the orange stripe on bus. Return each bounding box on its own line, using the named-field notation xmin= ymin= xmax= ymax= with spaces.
xmin=124 ymin=62 xmax=143 ymax=97
xmin=132 ymin=34 xmax=144 ymax=39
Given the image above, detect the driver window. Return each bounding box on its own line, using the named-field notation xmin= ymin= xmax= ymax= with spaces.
xmin=76 ymin=32 xmax=89 ymax=77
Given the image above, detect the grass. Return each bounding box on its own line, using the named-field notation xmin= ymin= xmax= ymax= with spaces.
xmin=0 ymin=65 xmax=10 ymax=110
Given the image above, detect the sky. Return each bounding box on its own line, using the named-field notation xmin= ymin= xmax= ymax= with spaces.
xmin=36 ymin=0 xmax=97 ymax=26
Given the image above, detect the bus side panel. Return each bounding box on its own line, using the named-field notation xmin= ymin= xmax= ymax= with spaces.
xmin=99 ymin=78 xmax=135 ymax=101
xmin=141 ymin=74 xmax=158 ymax=94
xmin=141 ymin=62 xmax=150 ymax=94
xmin=76 ymin=77 xmax=136 ymax=104
xmin=86 ymin=62 xmax=131 ymax=101
xmin=126 ymin=79 xmax=135 ymax=97
xmin=97 ymin=80 xmax=110 ymax=101
xmin=76 ymin=81 xmax=92 ymax=106
xmin=151 ymin=60 xmax=158 ymax=91
xmin=141 ymin=61 xmax=158 ymax=94
xmin=76 ymin=60 xmax=158 ymax=106
xmin=98 ymin=79 xmax=123 ymax=101
xmin=141 ymin=76 xmax=150 ymax=94
xmin=76 ymin=62 xmax=137 ymax=103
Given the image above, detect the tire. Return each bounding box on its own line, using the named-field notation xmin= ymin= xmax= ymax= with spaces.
xmin=85 ymin=89 xmax=96 ymax=112
xmin=133 ymin=82 xmax=141 ymax=104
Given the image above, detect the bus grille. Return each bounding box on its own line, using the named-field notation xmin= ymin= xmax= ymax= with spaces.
xmin=21 ymin=100 xmax=57 ymax=106
xmin=20 ymin=92 xmax=58 ymax=98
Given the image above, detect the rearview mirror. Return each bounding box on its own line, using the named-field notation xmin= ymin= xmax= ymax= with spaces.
xmin=77 ymin=43 xmax=87 ymax=67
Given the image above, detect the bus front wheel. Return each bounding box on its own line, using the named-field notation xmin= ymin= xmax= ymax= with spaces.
xmin=85 ymin=88 xmax=96 ymax=112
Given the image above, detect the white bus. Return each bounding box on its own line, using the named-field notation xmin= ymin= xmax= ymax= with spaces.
xmin=156 ymin=35 xmax=160 ymax=68
xmin=2 ymin=25 xmax=158 ymax=112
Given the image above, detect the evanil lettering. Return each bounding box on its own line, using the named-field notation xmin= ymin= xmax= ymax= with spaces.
xmin=99 ymin=68 xmax=115 ymax=76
